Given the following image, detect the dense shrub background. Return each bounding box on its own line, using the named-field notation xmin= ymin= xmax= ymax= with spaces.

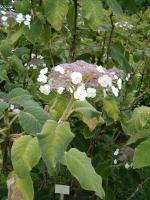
xmin=0 ymin=0 xmax=150 ymax=199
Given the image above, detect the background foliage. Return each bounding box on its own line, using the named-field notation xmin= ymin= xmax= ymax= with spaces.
xmin=0 ymin=0 xmax=150 ymax=199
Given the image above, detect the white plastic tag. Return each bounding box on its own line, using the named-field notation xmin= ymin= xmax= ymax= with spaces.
xmin=55 ymin=184 xmax=70 ymax=195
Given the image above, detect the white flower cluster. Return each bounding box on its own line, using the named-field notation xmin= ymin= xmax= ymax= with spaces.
xmin=70 ymin=73 xmax=96 ymax=101
xmin=98 ymin=73 xmax=122 ymax=97
xmin=39 ymin=61 xmax=123 ymax=100
xmin=25 ymin=54 xmax=45 ymax=70
xmin=0 ymin=11 xmax=31 ymax=28
xmin=16 ymin=13 xmax=31 ymax=27
xmin=113 ymin=148 xmax=133 ymax=169
xmin=114 ymin=21 xmax=133 ymax=30
xmin=38 ymin=68 xmax=51 ymax=95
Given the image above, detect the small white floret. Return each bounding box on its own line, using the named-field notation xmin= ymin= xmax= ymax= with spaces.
xmin=37 ymin=74 xmax=48 ymax=83
xmin=39 ymin=84 xmax=51 ymax=95
xmin=114 ymin=159 xmax=117 ymax=165
xmin=25 ymin=14 xmax=31 ymax=21
xmin=112 ymin=86 xmax=119 ymax=97
xmin=1 ymin=16 xmax=8 ymax=22
xmin=10 ymin=104 xmax=15 ymax=110
xmin=125 ymin=163 xmax=130 ymax=169
xmin=24 ymin=20 xmax=30 ymax=27
xmin=37 ymin=55 xmax=43 ymax=59
xmin=31 ymin=53 xmax=36 ymax=58
xmin=117 ymin=78 xmax=122 ymax=90
xmin=57 ymin=87 xmax=65 ymax=94
xmin=96 ymin=65 xmax=105 ymax=73
xmin=87 ymin=88 xmax=96 ymax=98
xmin=114 ymin=148 xmax=119 ymax=156
xmin=16 ymin=13 xmax=24 ymax=24
xmin=54 ymin=65 xmax=65 ymax=74
xmin=74 ymin=85 xmax=87 ymax=101
xmin=70 ymin=72 xmax=82 ymax=85
xmin=40 ymin=68 xmax=48 ymax=75
xmin=98 ymin=75 xmax=112 ymax=88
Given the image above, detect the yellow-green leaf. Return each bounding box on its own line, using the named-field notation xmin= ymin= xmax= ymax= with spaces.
xmin=103 ymin=97 xmax=120 ymax=121
xmin=11 ymin=136 xmax=41 ymax=178
xmin=133 ymin=138 xmax=150 ymax=168
xmin=63 ymin=148 xmax=105 ymax=199
xmin=37 ymin=120 xmax=74 ymax=175
xmin=7 ymin=171 xmax=34 ymax=200
xmin=42 ymin=0 xmax=69 ymax=31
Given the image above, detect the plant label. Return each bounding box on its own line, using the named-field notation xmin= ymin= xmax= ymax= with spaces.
xmin=55 ymin=184 xmax=70 ymax=195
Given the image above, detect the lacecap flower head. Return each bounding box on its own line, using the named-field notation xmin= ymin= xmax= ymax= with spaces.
xmin=43 ymin=60 xmax=123 ymax=100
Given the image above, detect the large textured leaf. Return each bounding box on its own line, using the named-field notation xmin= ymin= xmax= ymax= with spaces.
xmin=81 ymin=0 xmax=103 ymax=30
xmin=133 ymin=138 xmax=150 ymax=168
xmin=63 ymin=148 xmax=105 ymax=199
xmin=7 ymin=171 xmax=33 ymax=200
xmin=24 ymin=20 xmax=43 ymax=44
xmin=9 ymin=88 xmax=32 ymax=106
xmin=18 ymin=105 xmax=50 ymax=135
xmin=9 ymin=88 xmax=50 ymax=134
xmin=9 ymin=28 xmax=23 ymax=44
xmin=73 ymin=100 xmax=103 ymax=130
xmin=11 ymin=135 xmax=41 ymax=178
xmin=110 ymin=45 xmax=131 ymax=73
xmin=107 ymin=0 xmax=123 ymax=15
xmin=121 ymin=106 xmax=150 ymax=144
xmin=10 ymin=55 xmax=25 ymax=76
xmin=0 ymin=40 xmax=12 ymax=58
xmin=37 ymin=120 xmax=74 ymax=175
xmin=42 ymin=0 xmax=69 ymax=31
xmin=103 ymin=97 xmax=120 ymax=121
xmin=0 ymin=99 xmax=9 ymax=112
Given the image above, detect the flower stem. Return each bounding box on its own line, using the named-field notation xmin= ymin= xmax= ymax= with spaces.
xmin=59 ymin=95 xmax=74 ymax=122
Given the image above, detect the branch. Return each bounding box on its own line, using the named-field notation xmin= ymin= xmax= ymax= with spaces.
xmin=68 ymin=0 xmax=78 ymax=63
xmin=58 ymin=95 xmax=74 ymax=122
xmin=106 ymin=13 xmax=114 ymax=63
xmin=126 ymin=177 xmax=150 ymax=200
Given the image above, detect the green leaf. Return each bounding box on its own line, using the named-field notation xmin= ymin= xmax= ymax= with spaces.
xmin=73 ymin=100 xmax=103 ymax=130
xmin=133 ymin=138 xmax=150 ymax=168
xmin=110 ymin=45 xmax=131 ymax=73
xmin=37 ymin=120 xmax=74 ymax=175
xmin=14 ymin=0 xmax=31 ymax=13
xmin=10 ymin=55 xmax=24 ymax=76
xmin=7 ymin=171 xmax=34 ymax=200
xmin=107 ymin=0 xmax=123 ymax=15
xmin=103 ymin=97 xmax=120 ymax=121
xmin=24 ymin=20 xmax=43 ymax=44
xmin=121 ymin=106 xmax=150 ymax=144
xmin=18 ymin=105 xmax=50 ymax=135
xmin=67 ymin=4 xmax=75 ymax=30
xmin=0 ymin=64 xmax=8 ymax=81
xmin=11 ymin=135 xmax=41 ymax=178
xmin=0 ymin=100 xmax=9 ymax=112
xmin=8 ymin=28 xmax=23 ymax=44
xmin=0 ymin=40 xmax=12 ymax=58
xmin=9 ymin=88 xmax=33 ymax=106
xmin=81 ymin=0 xmax=103 ymax=30
xmin=63 ymin=148 xmax=105 ymax=199
xmin=43 ymin=0 xmax=69 ymax=31
xmin=48 ymin=93 xmax=69 ymax=120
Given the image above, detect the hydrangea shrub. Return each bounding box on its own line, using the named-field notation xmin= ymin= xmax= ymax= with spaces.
xmin=0 ymin=0 xmax=150 ymax=199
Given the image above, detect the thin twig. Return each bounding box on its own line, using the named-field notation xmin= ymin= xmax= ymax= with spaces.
xmin=68 ymin=0 xmax=78 ymax=63
xmin=106 ymin=13 xmax=114 ymax=64
xmin=126 ymin=177 xmax=150 ymax=200
xmin=58 ymin=95 xmax=74 ymax=122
